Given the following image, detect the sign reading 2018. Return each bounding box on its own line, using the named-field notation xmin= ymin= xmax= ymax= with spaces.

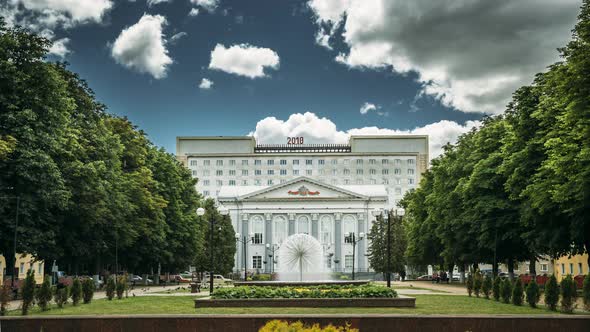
xmin=287 ymin=137 xmax=304 ymax=145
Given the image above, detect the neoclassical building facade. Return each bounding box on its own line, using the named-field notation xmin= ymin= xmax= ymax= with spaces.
xmin=176 ymin=135 xmax=429 ymax=273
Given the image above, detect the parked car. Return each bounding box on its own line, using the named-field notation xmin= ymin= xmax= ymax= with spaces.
xmin=174 ymin=275 xmax=192 ymax=283
xmin=203 ymin=274 xmax=232 ymax=285
xmin=416 ymin=275 xmax=433 ymax=281
xmin=129 ymin=275 xmax=153 ymax=284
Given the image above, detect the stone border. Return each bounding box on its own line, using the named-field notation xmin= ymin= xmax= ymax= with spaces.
xmin=194 ymin=297 xmax=415 ymax=308
xmin=233 ymin=280 xmax=371 ymax=287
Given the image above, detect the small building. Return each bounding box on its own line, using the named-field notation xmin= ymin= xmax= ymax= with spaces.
xmin=0 ymin=253 xmax=45 ymax=286
xmin=553 ymin=254 xmax=588 ymax=282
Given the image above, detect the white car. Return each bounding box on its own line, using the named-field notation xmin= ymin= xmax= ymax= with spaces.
xmin=203 ymin=274 xmax=231 ymax=284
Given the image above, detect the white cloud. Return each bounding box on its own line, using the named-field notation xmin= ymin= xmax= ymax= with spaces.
xmin=147 ymin=0 xmax=172 ymax=7
xmin=199 ymin=78 xmax=213 ymax=89
xmin=170 ymin=31 xmax=187 ymax=44
xmin=250 ymin=112 xmax=479 ymax=159
xmin=48 ymin=37 xmax=70 ymax=58
xmin=190 ymin=0 xmax=219 ymax=13
xmin=209 ymin=43 xmax=280 ymax=79
xmin=308 ymin=0 xmax=580 ymax=114
xmin=188 ymin=8 xmax=200 ymax=16
xmin=110 ymin=14 xmax=172 ymax=79
xmin=359 ymin=102 xmax=377 ymax=115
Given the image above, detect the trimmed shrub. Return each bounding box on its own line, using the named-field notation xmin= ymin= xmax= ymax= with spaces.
xmin=466 ymin=274 xmax=473 ymax=297
xmin=560 ymin=275 xmax=577 ymax=313
xmin=0 ymin=284 xmax=11 ymax=316
xmin=36 ymin=276 xmax=53 ymax=311
xmin=21 ymin=270 xmax=36 ymax=315
xmin=212 ymin=284 xmax=397 ymax=299
xmin=116 ymin=275 xmax=127 ymax=300
xmin=492 ymin=277 xmax=501 ymax=301
xmin=71 ymin=278 xmax=82 ymax=306
xmin=500 ymin=278 xmax=512 ymax=304
xmin=252 ymin=274 xmax=271 ymax=281
xmin=106 ymin=276 xmax=116 ymax=300
xmin=583 ymin=273 xmax=590 ymax=311
xmin=544 ymin=275 xmax=559 ymax=311
xmin=54 ymin=285 xmax=69 ymax=308
xmin=82 ymin=278 xmax=95 ymax=304
xmin=473 ymin=272 xmax=482 ymax=298
xmin=511 ymin=279 xmax=524 ymax=306
xmin=259 ymin=320 xmax=358 ymax=332
xmin=482 ymin=275 xmax=492 ymax=299
xmin=525 ymin=279 xmax=540 ymax=308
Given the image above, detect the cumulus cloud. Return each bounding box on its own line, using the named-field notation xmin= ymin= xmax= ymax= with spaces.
xmin=190 ymin=0 xmax=219 ymax=13
xmin=48 ymin=37 xmax=70 ymax=58
xmin=199 ymin=78 xmax=213 ymax=89
xmin=250 ymin=112 xmax=479 ymax=159
xmin=170 ymin=31 xmax=187 ymax=44
xmin=307 ymin=0 xmax=580 ymax=114
xmin=209 ymin=43 xmax=280 ymax=78
xmin=147 ymin=0 xmax=171 ymax=7
xmin=110 ymin=14 xmax=172 ymax=79
xmin=359 ymin=102 xmax=377 ymax=115
xmin=188 ymin=8 xmax=200 ymax=16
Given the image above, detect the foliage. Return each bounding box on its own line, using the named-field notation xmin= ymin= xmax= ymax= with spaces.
xmin=511 ymin=279 xmax=524 ymax=306
xmin=54 ymin=286 xmax=69 ymax=308
xmin=482 ymin=275 xmax=492 ymax=299
xmin=21 ymin=270 xmax=36 ymax=315
xmin=544 ymin=275 xmax=559 ymax=311
xmin=82 ymin=278 xmax=95 ymax=304
xmin=71 ymin=278 xmax=82 ymax=306
xmin=526 ymin=280 xmax=540 ymax=308
xmin=500 ymin=278 xmax=512 ymax=304
xmin=36 ymin=276 xmax=53 ymax=311
xmin=367 ymin=211 xmax=407 ymax=275
xmin=116 ymin=275 xmax=127 ymax=300
xmin=559 ymin=275 xmax=577 ymax=313
xmin=1 ymin=284 xmax=11 ymax=316
xmin=473 ymin=272 xmax=482 ymax=298
xmin=492 ymin=277 xmax=501 ymax=301
xmin=466 ymin=274 xmax=473 ymax=297
xmin=252 ymin=274 xmax=272 ymax=281
xmin=212 ymin=285 xmax=398 ymax=299
xmin=259 ymin=320 xmax=358 ymax=332
xmin=583 ymin=273 xmax=590 ymax=311
xmin=106 ymin=276 xmax=116 ymax=301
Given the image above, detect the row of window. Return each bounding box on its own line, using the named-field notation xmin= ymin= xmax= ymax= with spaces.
xmin=200 ymin=178 xmax=415 ymax=188
xmin=560 ymin=262 xmax=584 ymax=275
xmin=250 ymin=254 xmax=355 ymax=269
xmin=192 ymin=168 xmax=415 ymax=177
xmin=0 ymin=261 xmax=44 ymax=277
xmin=190 ymin=158 xmax=415 ymax=167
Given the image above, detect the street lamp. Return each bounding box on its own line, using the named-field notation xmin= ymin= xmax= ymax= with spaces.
xmin=266 ymin=243 xmax=279 ymax=275
xmin=372 ymin=207 xmax=405 ymax=288
xmin=197 ymin=205 xmax=229 ymax=294
xmin=235 ymin=232 xmax=254 ymax=281
xmin=345 ymin=231 xmax=364 ymax=280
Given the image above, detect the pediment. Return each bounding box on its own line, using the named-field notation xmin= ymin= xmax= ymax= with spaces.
xmin=239 ymin=177 xmax=367 ymax=201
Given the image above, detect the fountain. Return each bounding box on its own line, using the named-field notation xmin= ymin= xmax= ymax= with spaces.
xmin=276 ymin=233 xmax=330 ymax=281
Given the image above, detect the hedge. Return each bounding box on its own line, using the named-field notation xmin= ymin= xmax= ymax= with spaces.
xmin=212 ymin=285 xmax=397 ymax=299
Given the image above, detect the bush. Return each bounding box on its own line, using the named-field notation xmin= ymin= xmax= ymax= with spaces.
xmin=252 ymin=274 xmax=271 ymax=281
xmin=36 ymin=276 xmax=53 ymax=311
xmin=82 ymin=278 xmax=95 ymax=304
xmin=473 ymin=272 xmax=482 ymax=298
xmin=511 ymin=279 xmax=524 ymax=306
xmin=116 ymin=275 xmax=127 ymax=300
xmin=0 ymin=284 xmax=11 ymax=316
xmin=54 ymin=285 xmax=69 ymax=308
xmin=492 ymin=277 xmax=501 ymax=301
xmin=21 ymin=270 xmax=36 ymax=315
xmin=212 ymin=284 xmax=397 ymax=299
xmin=544 ymin=275 xmax=559 ymax=311
xmin=583 ymin=273 xmax=590 ymax=311
xmin=339 ymin=275 xmax=350 ymax=280
xmin=482 ymin=275 xmax=492 ymax=299
xmin=259 ymin=320 xmax=358 ymax=332
xmin=560 ymin=275 xmax=577 ymax=313
xmin=500 ymin=278 xmax=512 ymax=304
xmin=466 ymin=274 xmax=473 ymax=297
xmin=71 ymin=278 xmax=82 ymax=306
xmin=106 ymin=276 xmax=116 ymax=300
xmin=525 ymin=279 xmax=540 ymax=308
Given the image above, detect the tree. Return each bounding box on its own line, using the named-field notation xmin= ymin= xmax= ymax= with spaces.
xmin=116 ymin=275 xmax=127 ymax=300
xmin=511 ymin=279 xmax=524 ymax=306
xmin=54 ymin=285 xmax=69 ymax=308
xmin=482 ymin=275 xmax=492 ymax=299
xmin=500 ymin=278 xmax=512 ymax=304
xmin=560 ymin=275 xmax=577 ymax=313
xmin=21 ymin=270 xmax=36 ymax=315
xmin=106 ymin=276 xmax=115 ymax=300
xmin=473 ymin=272 xmax=482 ymax=298
xmin=583 ymin=273 xmax=590 ymax=311
xmin=526 ymin=279 xmax=540 ymax=308
xmin=36 ymin=276 xmax=53 ymax=311
xmin=466 ymin=274 xmax=473 ymax=297
xmin=82 ymin=278 xmax=95 ymax=304
xmin=71 ymin=278 xmax=82 ymax=306
xmin=544 ymin=275 xmax=559 ymax=311
xmin=492 ymin=277 xmax=501 ymax=301
xmin=368 ymin=210 xmax=407 ymax=277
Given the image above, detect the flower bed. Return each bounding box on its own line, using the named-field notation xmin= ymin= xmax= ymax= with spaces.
xmin=211 ymin=284 xmax=397 ymax=299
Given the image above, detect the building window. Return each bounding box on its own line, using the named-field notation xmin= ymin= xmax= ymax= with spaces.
xmin=203 ymin=191 xmax=210 ymax=197
xmin=408 ymin=169 xmax=415 ymax=175
xmin=280 ymin=159 xmax=287 ymax=165
xmin=331 ymin=159 xmax=337 ymax=165
xmin=394 ymin=168 xmax=401 ymax=175
xmin=229 ymin=180 xmax=236 ymax=186
xmin=242 ymin=170 xmax=248 ymax=176
xmin=382 ymin=169 xmax=389 ymax=175
xmin=344 ymin=255 xmax=353 ymax=269
xmin=578 ymin=263 xmax=583 ymax=274
xmin=395 ymin=159 xmax=401 ymax=165
xmin=296 ymin=215 xmax=310 ymax=234
xmin=216 ymin=180 xmax=223 ymax=186
xmin=320 ymin=216 xmax=333 ymax=244
xmin=242 ymin=180 xmax=248 ymax=185
xmin=408 ymin=178 xmax=415 ymax=185
xmin=382 ymin=159 xmax=389 ymax=165
xmin=203 ymin=180 xmax=210 ymax=186
xmin=267 ymin=170 xmax=274 ymax=175
xmin=395 ymin=187 xmax=402 ymax=195
xmin=343 ymin=169 xmax=350 ymax=175
xmin=216 ymin=160 xmax=223 ymax=166
xmin=267 ymin=179 xmax=274 ymax=185
xmin=293 ymin=160 xmax=299 ymax=165
xmin=306 ymin=159 xmax=313 ymax=165
xmin=369 ymin=169 xmax=376 ymax=175
xmin=280 ymin=179 xmax=286 ymax=184
xmin=408 ymin=159 xmax=415 ymax=165
xmin=395 ymin=178 xmax=401 ymax=185
xmin=229 ymin=160 xmax=236 ymax=166
xmin=306 ymin=170 xmax=312 ymax=176
xmin=280 ymin=169 xmax=287 ymax=175
xmin=570 ymin=263 xmax=574 ymax=274
xmin=344 ymin=159 xmax=350 ymax=165
xmin=190 ymin=160 xmax=197 ymax=166
xmin=318 ymin=159 xmax=325 ymax=165
xmin=38 ymin=262 xmax=43 ymax=275
xmin=267 ymin=160 xmax=274 ymax=166
xmin=369 ymin=159 xmax=376 ymax=164
xmin=540 ymin=263 xmax=548 ymax=272
xmin=332 ymin=169 xmax=338 ymax=175
xmin=344 ymin=179 xmax=350 ymax=184
xmin=255 ymin=160 xmax=261 ymax=165
xmin=192 ymin=170 xmax=197 ymax=177
xmin=370 ymin=179 xmax=376 ymax=184
xmin=216 ymin=170 xmax=223 ymax=176
xmin=252 ymin=256 xmax=262 ymax=269
xmin=561 ymin=263 xmax=565 ymax=274
xmin=273 ymin=216 xmax=288 ymax=244
xmin=356 ymin=159 xmax=363 ymax=165
xmin=356 ymin=169 xmax=363 ymax=175
xmin=251 ymin=217 xmax=264 ymax=244
xmin=20 ymin=263 xmax=24 ymax=274
xmin=242 ymin=160 xmax=248 ymax=166
xmin=255 ymin=179 xmax=262 ymax=186
xmin=319 ymin=169 xmax=325 ymax=175
xmin=356 ymin=179 xmax=363 ymax=185
xmin=203 ymin=160 xmax=210 ymax=166
xmin=229 ymin=170 xmax=236 ymax=176
xmin=293 ymin=169 xmax=299 ymax=175
xmin=382 ymin=179 xmax=389 ymax=185
xmin=255 ymin=170 xmax=262 ymax=176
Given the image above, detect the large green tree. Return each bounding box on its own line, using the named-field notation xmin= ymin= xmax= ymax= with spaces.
xmin=367 ymin=210 xmax=407 ymax=277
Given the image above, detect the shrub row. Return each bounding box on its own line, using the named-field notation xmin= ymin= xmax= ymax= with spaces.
xmin=212 ymin=284 xmax=397 ymax=299
xmin=259 ymin=320 xmax=358 ymax=332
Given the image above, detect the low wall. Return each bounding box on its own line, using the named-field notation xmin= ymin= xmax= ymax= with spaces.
xmin=1 ymin=315 xmax=589 ymax=332
xmin=233 ymin=280 xmax=371 ymax=287
xmin=195 ymin=297 xmax=415 ymax=308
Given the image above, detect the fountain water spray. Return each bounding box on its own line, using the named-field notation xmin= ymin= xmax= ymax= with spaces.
xmin=276 ymin=234 xmax=330 ymax=281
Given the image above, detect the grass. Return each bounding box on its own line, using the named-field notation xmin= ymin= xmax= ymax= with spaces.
xmin=8 ymin=294 xmax=583 ymax=316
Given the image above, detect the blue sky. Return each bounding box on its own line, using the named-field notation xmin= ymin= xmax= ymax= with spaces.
xmin=1 ymin=0 xmax=581 ymax=156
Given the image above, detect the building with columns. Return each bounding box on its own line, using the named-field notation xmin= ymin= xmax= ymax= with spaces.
xmin=177 ymin=135 xmax=429 ymax=274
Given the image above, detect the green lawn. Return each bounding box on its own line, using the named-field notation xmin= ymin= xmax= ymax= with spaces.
xmin=9 ymin=295 xmax=583 ymax=316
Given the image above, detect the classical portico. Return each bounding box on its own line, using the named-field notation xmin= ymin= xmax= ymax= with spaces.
xmin=218 ymin=177 xmax=388 ymax=274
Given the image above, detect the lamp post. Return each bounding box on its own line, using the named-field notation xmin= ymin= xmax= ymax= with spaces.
xmin=372 ymin=207 xmax=404 ymax=288
xmin=197 ymin=205 xmax=229 ymax=294
xmin=345 ymin=232 xmax=364 ymax=280
xmin=235 ymin=232 xmax=254 ymax=281
xmin=266 ymin=243 xmax=279 ymax=275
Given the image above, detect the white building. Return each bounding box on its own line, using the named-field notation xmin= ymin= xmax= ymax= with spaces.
xmin=177 ymin=135 xmax=428 ymax=274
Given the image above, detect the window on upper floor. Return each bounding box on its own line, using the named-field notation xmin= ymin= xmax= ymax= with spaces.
xmin=318 ymin=169 xmax=325 ymax=175
xmin=293 ymin=169 xmax=299 ymax=175
xmin=382 ymin=179 xmax=389 ymax=184
xmin=280 ymin=169 xmax=287 ymax=175
xmin=369 ymin=159 xmax=376 ymax=164
xmin=267 ymin=170 xmax=274 ymax=175
xmin=395 ymin=187 xmax=402 ymax=195
xmin=306 ymin=169 xmax=313 ymax=176
xmin=192 ymin=170 xmax=197 ymax=177
xmin=408 ymin=169 xmax=415 ymax=175
xmin=332 ymin=169 xmax=338 ymax=175
xmin=343 ymin=159 xmax=350 ymax=165
xmin=216 ymin=160 xmax=223 ymax=166
xmin=306 ymin=159 xmax=313 ymax=165
xmin=190 ymin=160 xmax=197 ymax=166
xmin=252 ymin=218 xmax=264 ymax=244
xmin=242 ymin=170 xmax=248 ymax=176
xmin=280 ymin=159 xmax=287 ymax=165
xmin=216 ymin=170 xmax=223 ymax=176
xmin=331 ymin=159 xmax=338 ymax=165
xmin=255 ymin=169 xmax=262 ymax=175
xmin=229 ymin=180 xmax=236 ymax=186
xmin=356 ymin=169 xmax=363 ymax=175
xmin=267 ymin=179 xmax=274 ymax=185
xmin=203 ymin=190 xmax=209 ymax=196
xmin=382 ymin=159 xmax=388 ymax=165
xmin=267 ymin=159 xmax=274 ymax=166
xmin=203 ymin=160 xmax=210 ymax=166
xmin=203 ymin=170 xmax=210 ymax=176
xmin=344 ymin=179 xmax=350 ymax=184
xmin=382 ymin=169 xmax=389 ymax=175
xmin=370 ymin=179 xmax=376 ymax=184
xmin=203 ymin=180 xmax=210 ymax=186
xmin=356 ymin=179 xmax=363 ymax=185
xmin=408 ymin=178 xmax=415 ymax=185
xmin=369 ymin=169 xmax=376 ymax=175
xmin=318 ymin=159 xmax=325 ymax=165
xmin=394 ymin=168 xmax=401 ymax=175
xmin=343 ymin=169 xmax=350 ymax=175
xmin=242 ymin=180 xmax=248 ymax=185
xmin=408 ymin=159 xmax=415 ymax=165
xmin=216 ymin=180 xmax=223 ymax=186
xmin=229 ymin=170 xmax=236 ymax=176
xmin=395 ymin=159 xmax=401 ymax=165
xmin=242 ymin=160 xmax=248 ymax=166
xmin=255 ymin=179 xmax=262 ymax=186
xmin=229 ymin=160 xmax=236 ymax=166
xmin=293 ymin=160 xmax=299 ymax=165
xmin=356 ymin=159 xmax=363 ymax=165
xmin=332 ymin=179 xmax=338 ymax=185
xmin=255 ymin=160 xmax=261 ymax=165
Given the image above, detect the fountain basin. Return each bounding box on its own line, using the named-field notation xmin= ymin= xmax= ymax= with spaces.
xmin=195 ymin=296 xmax=415 ymax=308
xmin=233 ymin=280 xmax=372 ymax=287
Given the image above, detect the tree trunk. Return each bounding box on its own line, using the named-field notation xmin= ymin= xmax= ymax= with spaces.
xmin=507 ymin=259 xmax=515 ymax=282
xmin=529 ymin=255 xmax=537 ymax=277
xmin=459 ymin=263 xmax=465 ymax=284
xmin=447 ymin=263 xmax=454 ymax=283
xmin=492 ymin=260 xmax=498 ymax=278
